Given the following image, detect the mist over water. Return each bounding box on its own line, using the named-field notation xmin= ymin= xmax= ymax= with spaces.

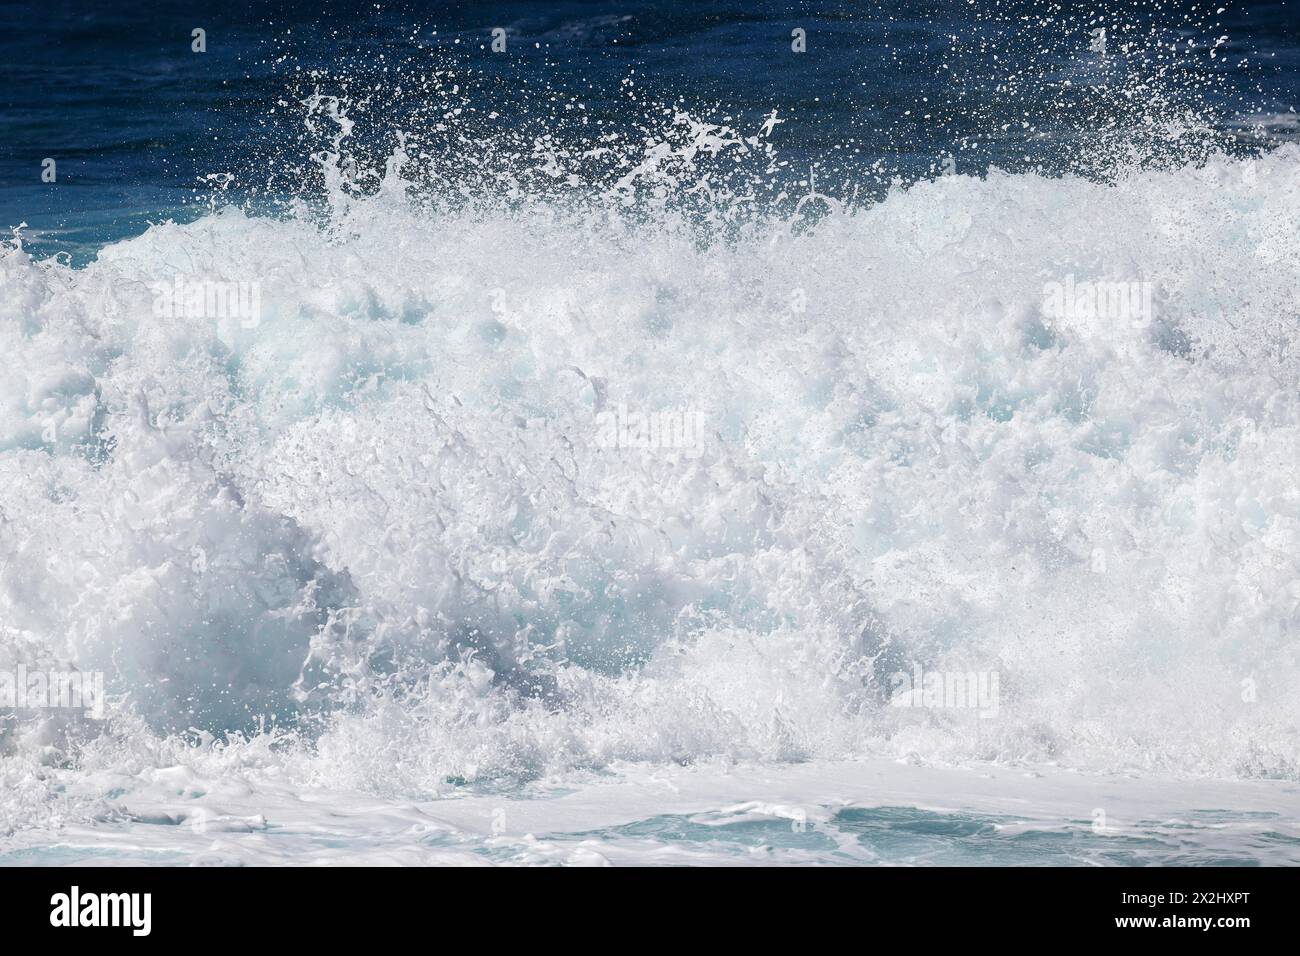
xmin=2 ymin=1 xmax=1300 ymax=863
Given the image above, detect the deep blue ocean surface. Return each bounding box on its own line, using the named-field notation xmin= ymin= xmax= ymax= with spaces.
xmin=3 ymin=1 xmax=1299 ymax=260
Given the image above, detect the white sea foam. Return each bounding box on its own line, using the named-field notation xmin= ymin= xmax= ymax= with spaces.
xmin=2 ymin=134 xmax=1300 ymax=852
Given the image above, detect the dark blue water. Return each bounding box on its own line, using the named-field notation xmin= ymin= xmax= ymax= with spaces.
xmin=2 ymin=0 xmax=1299 ymax=261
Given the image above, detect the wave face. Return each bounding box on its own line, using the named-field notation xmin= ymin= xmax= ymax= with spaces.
xmin=3 ymin=133 xmax=1300 ymax=813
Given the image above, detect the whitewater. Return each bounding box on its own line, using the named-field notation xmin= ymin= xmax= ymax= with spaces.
xmin=2 ymin=117 xmax=1300 ymax=862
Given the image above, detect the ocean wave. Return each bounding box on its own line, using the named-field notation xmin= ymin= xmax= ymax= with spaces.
xmin=3 ymin=137 xmax=1300 ymax=821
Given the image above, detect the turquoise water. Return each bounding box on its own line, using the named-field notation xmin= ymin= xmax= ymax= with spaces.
xmin=7 ymin=805 xmax=1297 ymax=867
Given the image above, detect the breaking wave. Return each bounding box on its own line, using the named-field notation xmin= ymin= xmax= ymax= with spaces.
xmin=3 ymin=85 xmax=1300 ymax=829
